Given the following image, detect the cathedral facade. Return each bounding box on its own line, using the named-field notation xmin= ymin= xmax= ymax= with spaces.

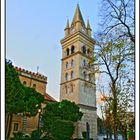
xmin=60 ymin=4 xmax=97 ymax=139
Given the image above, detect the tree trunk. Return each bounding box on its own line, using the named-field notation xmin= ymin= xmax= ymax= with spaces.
xmin=112 ymin=84 xmax=118 ymax=140
xmin=114 ymin=126 xmax=118 ymax=140
xmin=106 ymin=130 xmax=109 ymax=139
xmin=122 ymin=129 xmax=127 ymax=140
xmin=109 ymin=128 xmax=112 ymax=140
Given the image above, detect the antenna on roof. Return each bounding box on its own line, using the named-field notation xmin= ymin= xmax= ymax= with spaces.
xmin=37 ymin=66 xmax=39 ymax=73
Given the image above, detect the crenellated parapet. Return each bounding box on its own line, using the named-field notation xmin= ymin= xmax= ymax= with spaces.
xmin=15 ymin=66 xmax=47 ymax=83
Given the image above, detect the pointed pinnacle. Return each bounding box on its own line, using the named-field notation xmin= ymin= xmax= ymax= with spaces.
xmin=71 ymin=4 xmax=85 ymax=27
xmin=65 ymin=19 xmax=69 ymax=29
xmin=87 ymin=20 xmax=91 ymax=29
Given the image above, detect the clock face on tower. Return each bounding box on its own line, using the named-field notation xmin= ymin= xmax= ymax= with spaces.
xmin=81 ymin=27 xmax=85 ymax=33
xmin=71 ymin=27 xmax=76 ymax=34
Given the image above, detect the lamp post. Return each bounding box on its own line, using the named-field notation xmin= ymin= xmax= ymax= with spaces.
xmin=38 ymin=108 xmax=42 ymax=140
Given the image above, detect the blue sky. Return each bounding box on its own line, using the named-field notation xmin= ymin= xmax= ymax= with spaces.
xmin=6 ymin=0 xmax=101 ymax=101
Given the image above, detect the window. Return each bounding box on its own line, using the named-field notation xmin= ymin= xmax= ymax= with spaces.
xmin=65 ymin=85 xmax=68 ymax=94
xmin=13 ymin=123 xmax=18 ymax=131
xmin=88 ymin=74 xmax=91 ymax=81
xmin=87 ymin=49 xmax=91 ymax=56
xmin=82 ymin=46 xmax=86 ymax=54
xmin=83 ymin=71 xmax=87 ymax=80
xmin=66 ymin=62 xmax=68 ymax=69
xmin=71 ymin=59 xmax=74 ymax=67
xmin=66 ymin=48 xmax=69 ymax=56
xmin=71 ymin=45 xmax=75 ymax=54
xmin=33 ymin=84 xmax=36 ymax=89
xmin=23 ymin=81 xmax=27 ymax=85
xmin=65 ymin=73 xmax=68 ymax=81
xmin=82 ymin=59 xmax=86 ymax=66
xmin=70 ymin=84 xmax=73 ymax=92
xmin=71 ymin=71 xmax=74 ymax=79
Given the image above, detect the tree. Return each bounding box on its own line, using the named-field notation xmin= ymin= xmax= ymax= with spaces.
xmin=95 ymin=1 xmax=135 ymax=139
xmin=96 ymin=74 xmax=134 ymax=140
xmin=97 ymin=116 xmax=105 ymax=135
xmin=86 ymin=34 xmax=134 ymax=139
xmin=99 ymin=0 xmax=134 ymax=44
xmin=41 ymin=100 xmax=83 ymax=140
xmin=6 ymin=60 xmax=44 ymax=138
xmin=97 ymin=91 xmax=113 ymax=139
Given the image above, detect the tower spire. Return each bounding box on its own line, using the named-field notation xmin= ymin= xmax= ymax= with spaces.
xmin=71 ymin=4 xmax=85 ymax=27
xmin=87 ymin=19 xmax=91 ymax=29
xmin=64 ymin=19 xmax=70 ymax=36
xmin=65 ymin=19 xmax=69 ymax=29
xmin=87 ymin=19 xmax=92 ymax=36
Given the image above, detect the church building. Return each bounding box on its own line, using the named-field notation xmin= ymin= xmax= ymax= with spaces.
xmin=6 ymin=67 xmax=56 ymax=137
xmin=60 ymin=4 xmax=97 ymax=139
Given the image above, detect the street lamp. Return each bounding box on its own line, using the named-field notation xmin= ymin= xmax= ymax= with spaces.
xmin=38 ymin=108 xmax=42 ymax=140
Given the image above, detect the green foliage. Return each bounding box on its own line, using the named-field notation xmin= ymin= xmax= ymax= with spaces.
xmin=49 ymin=119 xmax=74 ymax=140
xmin=73 ymin=138 xmax=85 ymax=140
xmin=6 ymin=59 xmax=44 ymax=116
xmin=128 ymin=131 xmax=135 ymax=138
xmin=82 ymin=131 xmax=86 ymax=138
xmin=41 ymin=100 xmax=83 ymax=140
xmin=30 ymin=130 xmax=41 ymax=140
xmin=6 ymin=60 xmax=25 ymax=113
xmin=73 ymin=138 xmax=93 ymax=140
xmin=10 ymin=132 xmax=30 ymax=140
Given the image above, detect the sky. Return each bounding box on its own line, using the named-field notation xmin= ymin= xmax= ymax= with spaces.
xmin=6 ymin=0 xmax=102 ymax=101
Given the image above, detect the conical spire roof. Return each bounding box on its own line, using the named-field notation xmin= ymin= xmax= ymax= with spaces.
xmin=71 ymin=4 xmax=85 ymax=27
xmin=87 ymin=20 xmax=91 ymax=29
xmin=65 ymin=19 xmax=69 ymax=29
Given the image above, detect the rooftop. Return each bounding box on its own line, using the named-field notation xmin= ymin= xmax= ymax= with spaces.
xmin=15 ymin=66 xmax=47 ymax=82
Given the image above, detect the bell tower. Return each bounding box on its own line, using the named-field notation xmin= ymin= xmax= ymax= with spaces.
xmin=60 ymin=4 xmax=97 ymax=139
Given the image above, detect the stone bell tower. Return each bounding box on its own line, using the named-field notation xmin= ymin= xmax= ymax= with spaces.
xmin=60 ymin=4 xmax=97 ymax=139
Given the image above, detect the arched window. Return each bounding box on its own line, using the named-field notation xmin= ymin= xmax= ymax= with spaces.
xmin=71 ymin=71 xmax=74 ymax=79
xmin=82 ymin=59 xmax=86 ymax=66
xmin=71 ymin=45 xmax=75 ymax=54
xmin=83 ymin=71 xmax=87 ymax=80
xmin=66 ymin=62 xmax=68 ymax=69
xmin=33 ymin=84 xmax=36 ymax=89
xmin=82 ymin=46 xmax=86 ymax=54
xmin=88 ymin=74 xmax=91 ymax=81
xmin=66 ymin=48 xmax=69 ymax=56
xmin=87 ymin=49 xmax=91 ymax=56
xmin=70 ymin=84 xmax=73 ymax=93
xmin=23 ymin=81 xmax=27 ymax=85
xmin=65 ymin=73 xmax=68 ymax=81
xmin=65 ymin=85 xmax=67 ymax=94
xmin=71 ymin=59 xmax=74 ymax=67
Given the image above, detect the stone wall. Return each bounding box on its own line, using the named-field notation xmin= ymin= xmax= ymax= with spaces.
xmin=73 ymin=105 xmax=97 ymax=140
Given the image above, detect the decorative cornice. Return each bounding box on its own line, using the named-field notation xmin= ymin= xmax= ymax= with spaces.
xmin=78 ymin=104 xmax=97 ymax=110
xmin=61 ymin=51 xmax=92 ymax=61
xmin=60 ymin=31 xmax=95 ymax=45
xmin=60 ymin=77 xmax=95 ymax=85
